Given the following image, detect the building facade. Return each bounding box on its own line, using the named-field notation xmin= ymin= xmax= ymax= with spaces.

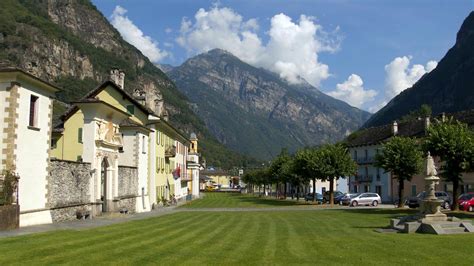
xmin=346 ymin=113 xmax=474 ymax=203
xmin=0 ymin=68 xmax=200 ymax=227
xmin=0 ymin=68 xmax=59 ymax=226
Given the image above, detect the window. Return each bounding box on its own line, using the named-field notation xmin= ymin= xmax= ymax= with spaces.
xmin=354 ymin=150 xmax=358 ymax=160
xmin=364 ymin=149 xmax=368 ymax=160
xmin=376 ymin=168 xmax=380 ymax=181
xmin=142 ymin=136 xmax=146 ymax=154
xmin=411 ymin=185 xmax=417 ymax=197
xmin=29 ymin=95 xmax=39 ymax=127
xmin=157 ymin=131 xmax=160 ymax=145
xmin=376 ymin=186 xmax=382 ymax=197
xmin=353 ymin=185 xmax=359 ymax=193
xmin=126 ymin=105 xmax=135 ymax=115
xmin=155 ymin=157 xmax=161 ymax=173
xmin=78 ymin=128 xmax=83 ymax=143
xmin=364 ymin=185 xmax=370 ymax=192
xmin=51 ymin=138 xmax=58 ymax=149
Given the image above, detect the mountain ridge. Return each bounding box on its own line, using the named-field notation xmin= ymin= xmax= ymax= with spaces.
xmin=0 ymin=0 xmax=258 ymax=168
xmin=169 ymin=48 xmax=371 ymax=159
xmin=364 ymin=11 xmax=474 ymax=128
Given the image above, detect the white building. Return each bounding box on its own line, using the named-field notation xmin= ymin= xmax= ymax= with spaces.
xmin=0 ymin=68 xmax=59 ymax=226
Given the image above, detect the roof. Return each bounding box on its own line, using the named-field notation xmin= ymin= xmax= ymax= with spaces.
xmin=346 ymin=109 xmax=474 ymax=147
xmin=72 ymin=98 xmax=131 ymax=118
xmin=148 ymin=117 xmax=191 ymax=144
xmin=0 ymin=67 xmax=61 ymax=93
xmin=120 ymin=118 xmax=152 ymax=132
xmin=54 ymin=80 xmax=156 ymax=130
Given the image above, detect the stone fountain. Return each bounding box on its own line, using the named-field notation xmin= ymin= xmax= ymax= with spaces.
xmin=418 ymin=152 xmax=447 ymax=222
xmin=386 ymin=152 xmax=474 ymax=234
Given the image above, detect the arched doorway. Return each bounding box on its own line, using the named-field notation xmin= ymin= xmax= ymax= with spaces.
xmin=101 ymin=157 xmax=109 ymax=212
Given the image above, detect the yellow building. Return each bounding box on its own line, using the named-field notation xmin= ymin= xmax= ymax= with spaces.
xmin=149 ymin=118 xmax=190 ymax=203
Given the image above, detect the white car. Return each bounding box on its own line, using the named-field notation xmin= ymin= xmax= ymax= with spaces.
xmin=350 ymin=193 xmax=381 ymax=207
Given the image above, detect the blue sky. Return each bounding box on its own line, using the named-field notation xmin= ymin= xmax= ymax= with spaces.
xmin=92 ymin=0 xmax=473 ymax=112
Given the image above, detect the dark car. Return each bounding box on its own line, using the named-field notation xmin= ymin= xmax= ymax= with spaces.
xmin=304 ymin=193 xmax=323 ymax=203
xmin=407 ymin=191 xmax=452 ymax=209
xmin=323 ymin=191 xmax=344 ymax=204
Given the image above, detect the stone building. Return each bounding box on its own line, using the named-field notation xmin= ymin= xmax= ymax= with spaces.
xmin=0 ymin=67 xmax=199 ymax=227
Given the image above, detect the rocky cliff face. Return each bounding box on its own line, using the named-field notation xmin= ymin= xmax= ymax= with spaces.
xmin=169 ymin=49 xmax=371 ymax=159
xmin=364 ymin=11 xmax=474 ymax=128
xmin=0 ymin=0 xmax=255 ymax=168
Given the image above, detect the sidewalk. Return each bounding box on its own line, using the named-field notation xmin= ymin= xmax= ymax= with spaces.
xmin=0 ymin=205 xmax=179 ymax=239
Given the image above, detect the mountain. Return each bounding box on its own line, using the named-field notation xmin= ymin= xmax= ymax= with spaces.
xmin=168 ymin=49 xmax=371 ymax=159
xmin=364 ymin=12 xmax=474 ymax=128
xmin=0 ymin=0 xmax=258 ymax=168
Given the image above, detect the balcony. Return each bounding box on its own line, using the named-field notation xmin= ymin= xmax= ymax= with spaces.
xmin=355 ymin=174 xmax=373 ymax=182
xmin=165 ymin=146 xmax=176 ymax=158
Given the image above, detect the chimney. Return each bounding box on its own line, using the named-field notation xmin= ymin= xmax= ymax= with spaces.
xmin=392 ymin=121 xmax=398 ymax=135
xmin=133 ymin=89 xmax=146 ymax=105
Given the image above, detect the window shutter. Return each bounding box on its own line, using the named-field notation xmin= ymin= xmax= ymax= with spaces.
xmin=78 ymin=128 xmax=83 ymax=143
xmin=126 ymin=105 xmax=135 ymax=115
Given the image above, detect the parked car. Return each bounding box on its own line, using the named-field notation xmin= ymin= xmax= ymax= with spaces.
xmin=323 ymin=191 xmax=344 ymax=204
xmin=340 ymin=193 xmax=360 ymax=205
xmin=349 ymin=193 xmax=381 ymax=207
xmin=458 ymin=193 xmax=474 ymax=212
xmin=304 ymin=193 xmax=323 ymax=203
xmin=407 ymin=191 xmax=452 ymax=209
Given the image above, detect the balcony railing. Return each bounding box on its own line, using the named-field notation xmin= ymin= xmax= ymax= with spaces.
xmin=165 ymin=146 xmax=176 ymax=158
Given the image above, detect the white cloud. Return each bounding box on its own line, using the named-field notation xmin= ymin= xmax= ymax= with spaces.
xmin=176 ymin=6 xmax=340 ymax=87
xmin=328 ymin=74 xmax=377 ymax=109
xmin=384 ymin=56 xmax=437 ymax=99
xmin=111 ymin=6 xmax=168 ymax=63
xmin=165 ymin=27 xmax=173 ymax=34
xmin=368 ymin=56 xmax=438 ymax=113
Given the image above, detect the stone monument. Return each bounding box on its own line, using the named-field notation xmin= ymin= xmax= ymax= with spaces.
xmin=419 ymin=152 xmax=447 ymax=222
xmin=386 ymin=152 xmax=474 ymax=234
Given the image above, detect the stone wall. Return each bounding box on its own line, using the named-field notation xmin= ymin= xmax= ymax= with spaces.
xmin=117 ymin=166 xmax=138 ymax=213
xmin=47 ymin=159 xmax=92 ymax=222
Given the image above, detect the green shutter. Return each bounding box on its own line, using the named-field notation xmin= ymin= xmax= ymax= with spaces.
xmin=78 ymin=128 xmax=83 ymax=143
xmin=127 ymin=105 xmax=135 ymax=114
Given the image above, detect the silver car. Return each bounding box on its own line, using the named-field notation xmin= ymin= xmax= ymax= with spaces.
xmin=349 ymin=193 xmax=381 ymax=207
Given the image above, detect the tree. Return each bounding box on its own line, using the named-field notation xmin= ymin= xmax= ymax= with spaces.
xmin=293 ymin=147 xmax=326 ymax=202
xmin=321 ymin=144 xmax=357 ymax=206
xmin=424 ymin=119 xmax=474 ymax=210
xmin=269 ymin=149 xmax=291 ymax=198
xmin=375 ymin=136 xmax=423 ymax=208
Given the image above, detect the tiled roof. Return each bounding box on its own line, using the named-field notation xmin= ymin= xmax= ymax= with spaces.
xmin=346 ymin=109 xmax=474 ymax=147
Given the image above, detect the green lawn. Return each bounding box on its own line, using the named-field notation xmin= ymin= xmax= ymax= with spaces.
xmin=182 ymin=192 xmax=316 ymax=208
xmin=0 ymin=193 xmax=473 ymax=265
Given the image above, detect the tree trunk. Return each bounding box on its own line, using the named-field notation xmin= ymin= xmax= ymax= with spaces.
xmin=296 ymin=186 xmax=300 ymax=201
xmin=312 ymin=177 xmax=316 ymax=202
xmin=452 ymin=178 xmax=460 ymax=211
xmin=284 ymin=182 xmax=287 ymax=198
xmin=329 ymin=177 xmax=335 ymax=207
xmin=398 ymin=179 xmax=404 ymax=208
